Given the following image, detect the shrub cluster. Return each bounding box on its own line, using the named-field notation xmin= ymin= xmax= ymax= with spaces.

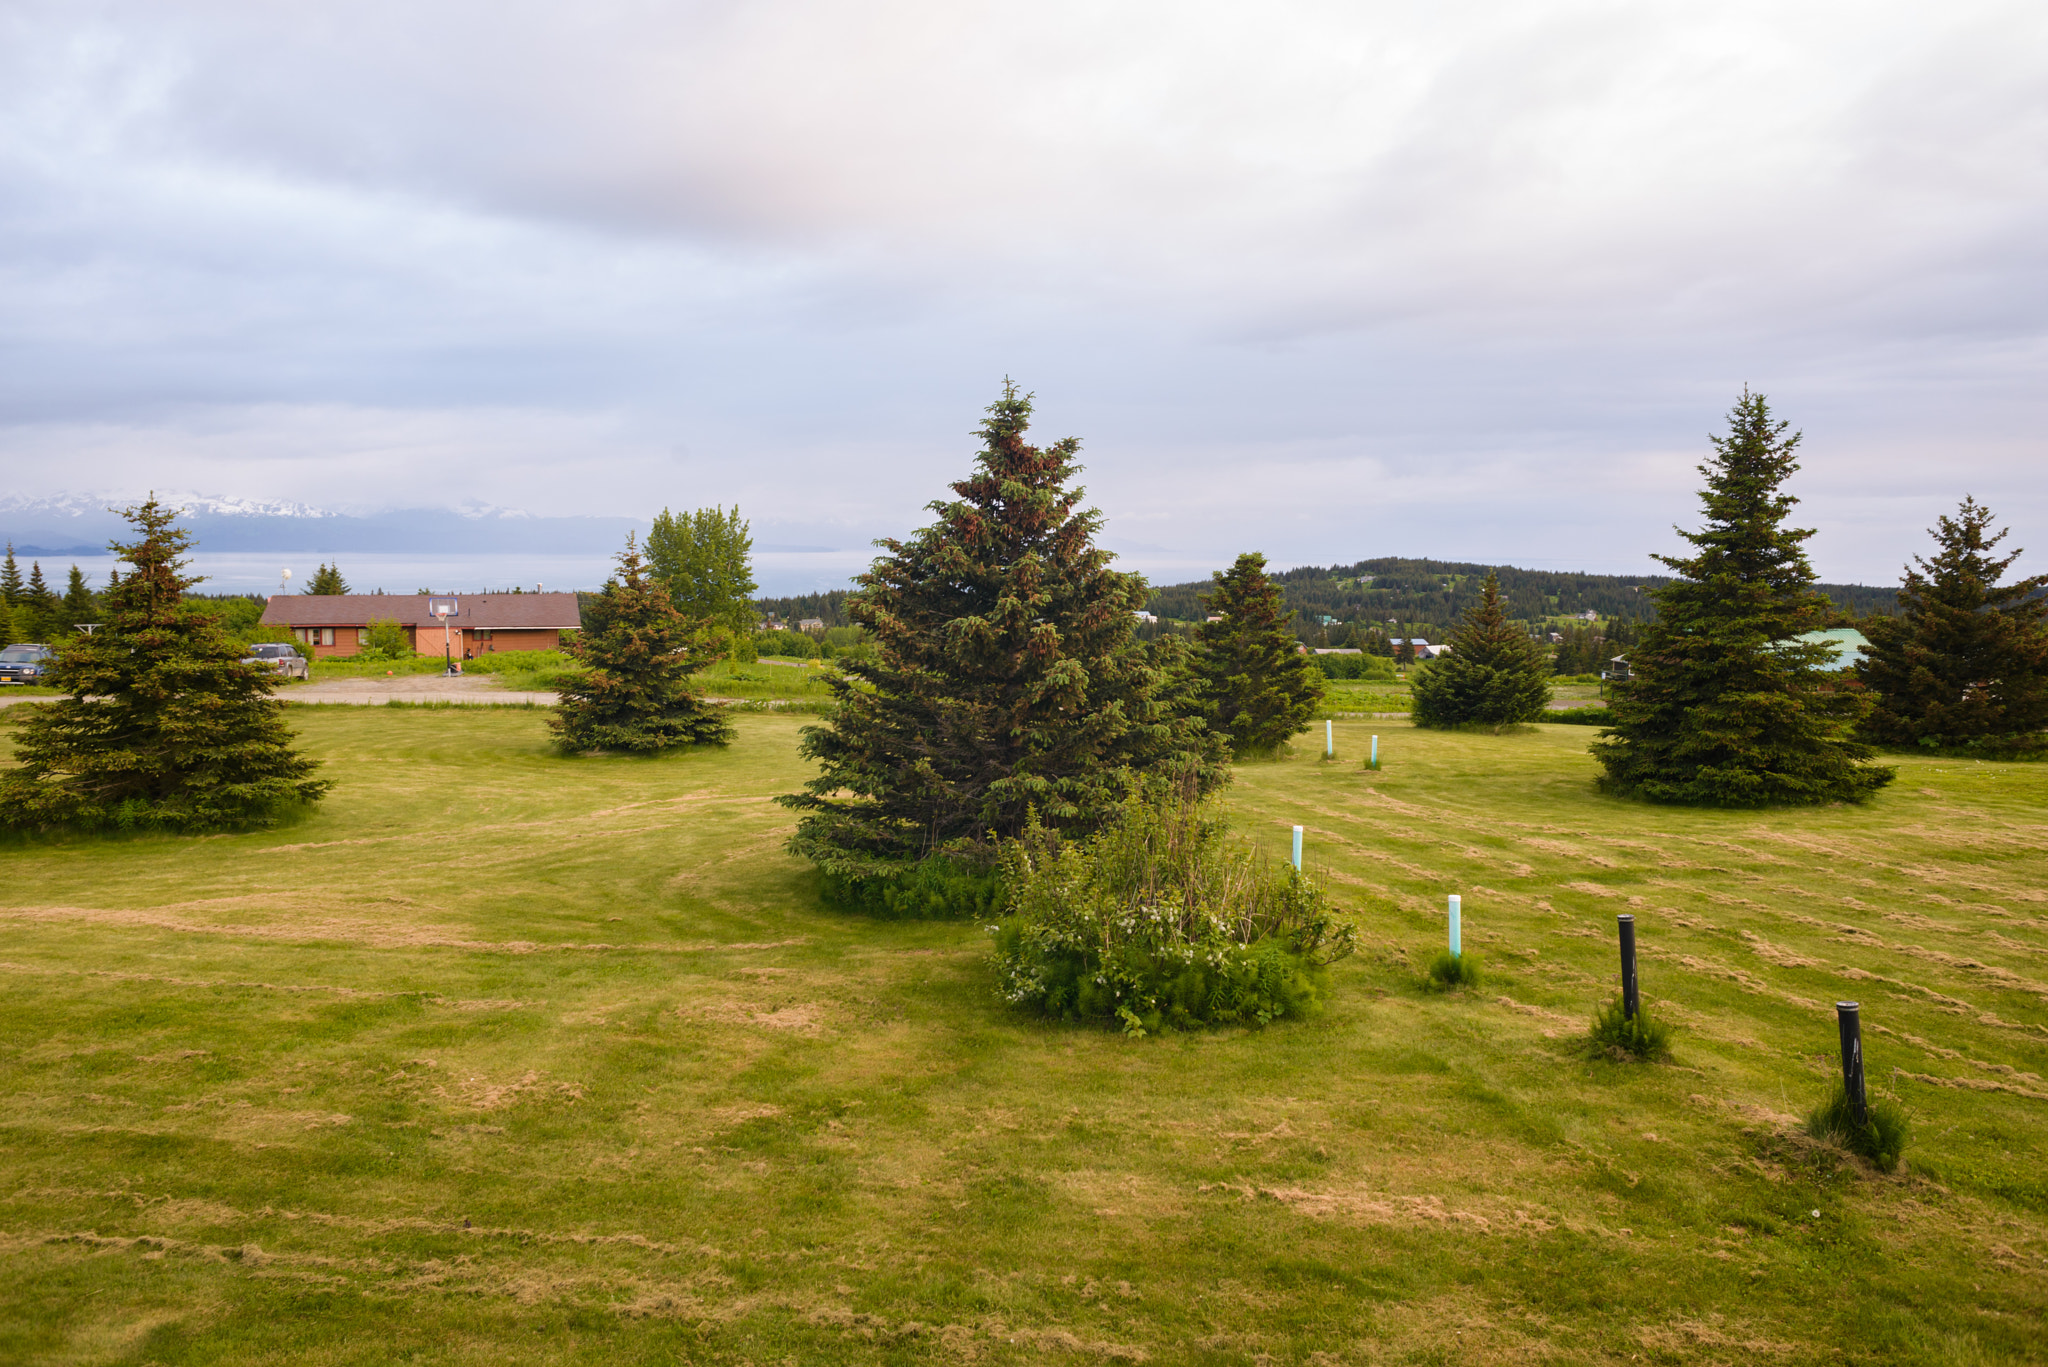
xmin=1425 ymin=949 xmax=1482 ymax=991
xmin=1588 ymin=996 xmax=1673 ymax=1059
xmin=991 ymin=787 xmax=1355 ymax=1035
xmin=1311 ymin=652 xmax=1397 ymax=681
xmin=1805 ymin=1083 xmax=1911 ymax=1172
xmin=820 ymin=857 xmax=1004 ymax=921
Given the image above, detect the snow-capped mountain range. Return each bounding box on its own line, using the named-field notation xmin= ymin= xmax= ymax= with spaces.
xmin=0 ymin=491 xmax=336 ymax=520
xmin=0 ymin=492 xmax=635 ymax=556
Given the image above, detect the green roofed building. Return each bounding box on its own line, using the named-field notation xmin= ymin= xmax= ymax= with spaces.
xmin=1794 ymin=627 xmax=1871 ymax=671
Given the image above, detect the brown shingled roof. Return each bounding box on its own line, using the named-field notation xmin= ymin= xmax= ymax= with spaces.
xmin=258 ymin=593 xmax=582 ymax=630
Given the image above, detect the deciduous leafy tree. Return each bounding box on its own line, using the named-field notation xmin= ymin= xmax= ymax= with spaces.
xmin=780 ymin=383 xmax=1225 ymax=878
xmin=304 ymin=563 xmax=349 ymax=595
xmin=549 ymin=534 xmax=732 ymax=753
xmin=1411 ymin=571 xmax=1552 ymax=727
xmin=1190 ymin=552 xmax=1325 ymax=755
xmin=646 ymin=506 xmax=757 ymax=639
xmin=1593 ymin=391 xmax=1894 ymax=805
xmin=1856 ymin=497 xmax=2048 ymax=754
xmin=0 ymin=498 xmax=331 ymax=832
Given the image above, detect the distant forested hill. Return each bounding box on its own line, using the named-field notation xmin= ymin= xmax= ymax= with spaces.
xmin=1146 ymin=557 xmax=1898 ymax=640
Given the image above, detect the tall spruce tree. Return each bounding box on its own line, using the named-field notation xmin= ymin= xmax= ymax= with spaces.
xmin=1856 ymin=496 xmax=2048 ymax=754
xmin=549 ymin=534 xmax=732 ymax=753
xmin=305 ymin=563 xmax=350 ymax=595
xmin=1190 ymin=552 xmax=1325 ymax=755
xmin=1593 ymin=392 xmax=1893 ymax=805
xmin=24 ymin=562 xmax=57 ymax=639
xmin=1 ymin=543 xmax=21 ymax=607
xmin=779 ymin=384 xmax=1225 ymax=875
xmin=0 ymin=498 xmax=330 ymax=832
xmin=1411 ymin=571 xmax=1552 ymax=727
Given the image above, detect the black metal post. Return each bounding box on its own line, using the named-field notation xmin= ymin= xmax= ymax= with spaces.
xmin=1618 ymin=914 xmax=1639 ymax=1020
xmin=1837 ymin=1001 xmax=1867 ymax=1125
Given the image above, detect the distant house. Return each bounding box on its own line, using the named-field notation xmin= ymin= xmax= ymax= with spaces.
xmin=258 ymin=593 xmax=582 ymax=659
xmin=1574 ymin=610 xmax=1599 ymax=621
xmin=797 ymin=618 xmax=826 ymax=633
xmin=1392 ymin=637 xmax=1448 ymax=660
xmin=1312 ymin=648 xmax=1363 ymax=655
xmin=1133 ymin=611 xmax=1158 ymax=624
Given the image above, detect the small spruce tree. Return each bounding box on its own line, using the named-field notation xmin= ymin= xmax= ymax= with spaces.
xmin=1394 ymin=631 xmax=1417 ymax=666
xmin=58 ymin=565 xmax=99 ymax=637
xmin=1411 ymin=571 xmax=1552 ymax=728
xmin=1191 ymin=552 xmax=1325 ymax=755
xmin=1856 ymin=496 xmax=2048 ymax=754
xmin=548 ymin=534 xmax=732 ymax=753
xmin=779 ymin=383 xmax=1225 ymax=876
xmin=1593 ymin=391 xmax=1894 ymax=805
xmin=0 ymin=543 xmax=21 ymax=607
xmin=0 ymin=498 xmax=331 ymax=832
xmin=304 ymin=563 xmax=350 ymax=595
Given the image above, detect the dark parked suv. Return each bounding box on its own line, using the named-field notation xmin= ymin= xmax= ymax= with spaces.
xmin=0 ymin=644 xmax=54 ymax=684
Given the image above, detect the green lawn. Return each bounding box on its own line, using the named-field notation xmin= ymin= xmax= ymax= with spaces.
xmin=1 ymin=711 xmax=2043 ymax=1364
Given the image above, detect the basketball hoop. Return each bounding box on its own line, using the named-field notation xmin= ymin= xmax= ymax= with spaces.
xmin=428 ymin=596 xmax=460 ymax=673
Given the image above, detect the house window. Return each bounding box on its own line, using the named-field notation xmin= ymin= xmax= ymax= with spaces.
xmin=475 ymin=630 xmax=493 ymax=641
xmin=357 ymin=628 xmax=369 ymax=644
xmin=318 ymin=627 xmax=335 ymax=646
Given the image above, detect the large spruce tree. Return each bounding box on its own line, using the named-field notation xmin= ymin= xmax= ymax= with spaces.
xmin=780 ymin=384 xmax=1225 ymax=875
xmin=1191 ymin=552 xmax=1325 ymax=754
xmin=549 ymin=534 xmax=732 ymax=753
xmin=1411 ymin=571 xmax=1552 ymax=727
xmin=0 ymin=498 xmax=331 ymax=832
xmin=1856 ymin=496 xmax=2048 ymax=754
xmin=1593 ymin=391 xmax=1894 ymax=805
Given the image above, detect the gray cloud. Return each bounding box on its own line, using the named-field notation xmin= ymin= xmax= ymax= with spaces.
xmin=1 ymin=0 xmax=2043 ymax=587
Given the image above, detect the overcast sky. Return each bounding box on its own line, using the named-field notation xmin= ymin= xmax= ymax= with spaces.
xmin=3 ymin=0 xmax=2044 ymax=587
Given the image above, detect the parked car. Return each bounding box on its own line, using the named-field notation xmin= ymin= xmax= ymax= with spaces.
xmin=242 ymin=642 xmax=310 ymax=680
xmin=0 ymin=643 xmax=55 ymax=684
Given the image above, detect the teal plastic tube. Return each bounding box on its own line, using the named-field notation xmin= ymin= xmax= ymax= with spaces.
xmin=1449 ymin=894 xmax=1462 ymax=956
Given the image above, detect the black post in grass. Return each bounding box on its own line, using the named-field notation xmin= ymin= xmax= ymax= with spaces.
xmin=1617 ymin=914 xmax=1640 ymax=1020
xmin=1837 ymin=1001 xmax=1868 ymax=1125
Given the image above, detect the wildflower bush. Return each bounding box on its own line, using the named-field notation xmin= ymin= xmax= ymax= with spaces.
xmin=991 ymin=786 xmax=1356 ymax=1034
